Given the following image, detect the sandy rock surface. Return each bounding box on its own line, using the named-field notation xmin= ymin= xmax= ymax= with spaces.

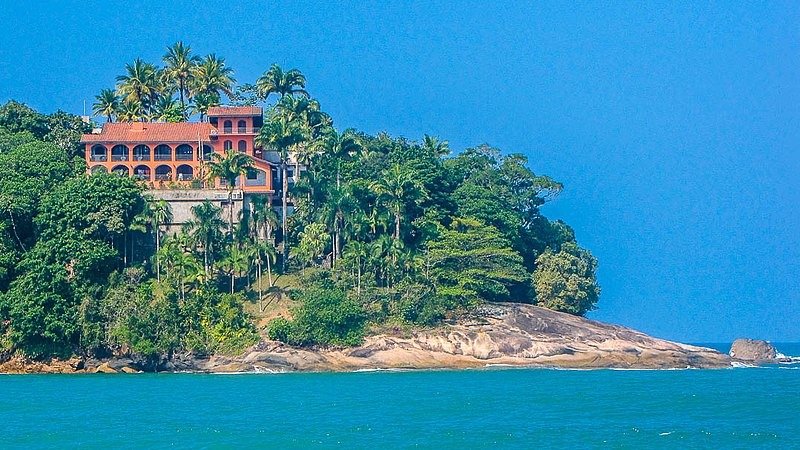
xmin=1 ymin=303 xmax=732 ymax=374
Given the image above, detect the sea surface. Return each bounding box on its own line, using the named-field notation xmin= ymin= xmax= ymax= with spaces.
xmin=1 ymin=343 xmax=798 ymax=449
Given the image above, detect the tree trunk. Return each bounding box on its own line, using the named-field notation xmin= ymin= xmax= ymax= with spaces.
xmin=230 ymin=272 xmax=235 ymax=294
xmin=156 ymin=226 xmax=161 ymax=282
xmin=257 ymin=258 xmax=263 ymax=311
xmin=395 ymin=213 xmax=401 ymax=240
xmin=228 ymin=187 xmax=234 ymax=237
xmin=281 ymin=162 xmax=289 ymax=272
xmin=266 ymin=254 xmax=273 ymax=287
xmin=7 ymin=210 xmax=26 ymax=251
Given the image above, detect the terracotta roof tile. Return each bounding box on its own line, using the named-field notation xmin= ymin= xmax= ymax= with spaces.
xmin=207 ymin=106 xmax=262 ymax=116
xmin=81 ymin=122 xmax=215 ymax=143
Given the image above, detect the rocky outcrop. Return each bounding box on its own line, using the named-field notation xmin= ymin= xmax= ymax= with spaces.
xmin=729 ymin=339 xmax=777 ymax=362
xmin=0 ymin=303 xmax=733 ymax=373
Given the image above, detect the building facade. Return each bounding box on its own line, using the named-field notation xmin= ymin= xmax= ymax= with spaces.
xmin=80 ymin=106 xmax=278 ymax=226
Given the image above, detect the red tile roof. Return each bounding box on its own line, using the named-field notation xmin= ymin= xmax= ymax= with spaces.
xmin=81 ymin=122 xmax=215 ymax=143
xmin=207 ymin=106 xmax=262 ymax=117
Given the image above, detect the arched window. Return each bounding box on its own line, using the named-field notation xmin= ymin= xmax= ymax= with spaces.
xmin=176 ymin=144 xmax=193 ymax=161
xmin=202 ymin=144 xmax=213 ymax=161
xmin=155 ymin=165 xmax=172 ymax=181
xmin=224 ymin=140 xmax=233 ymax=151
xmin=176 ymin=164 xmax=194 ymax=181
xmin=237 ymin=120 xmax=247 ymax=133
xmin=155 ymin=144 xmax=172 ymax=161
xmin=133 ymin=165 xmax=151 ymax=181
xmin=90 ymin=145 xmax=107 ymax=162
xmin=133 ymin=145 xmax=150 ymax=161
xmin=238 ymin=140 xmax=247 ymax=152
xmin=223 ymin=120 xmax=232 ymax=133
xmin=91 ymin=165 xmax=107 ymax=174
xmin=111 ymin=165 xmax=129 ymax=176
xmin=111 ymin=144 xmax=129 ymax=162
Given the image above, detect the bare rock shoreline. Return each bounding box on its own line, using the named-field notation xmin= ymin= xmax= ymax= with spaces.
xmin=0 ymin=303 xmax=733 ymax=374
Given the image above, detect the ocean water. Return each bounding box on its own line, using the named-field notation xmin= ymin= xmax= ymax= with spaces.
xmin=1 ymin=344 xmax=798 ymax=449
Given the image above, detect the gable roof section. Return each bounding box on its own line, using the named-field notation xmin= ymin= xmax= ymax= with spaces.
xmin=81 ymin=122 xmax=215 ymax=143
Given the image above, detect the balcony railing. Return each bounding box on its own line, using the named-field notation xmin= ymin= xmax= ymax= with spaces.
xmin=175 ymin=154 xmax=194 ymax=161
xmin=218 ymin=127 xmax=261 ymax=135
xmin=155 ymin=174 xmax=171 ymax=181
xmin=90 ymin=154 xmax=107 ymax=162
xmin=111 ymin=155 xmax=129 ymax=162
xmin=154 ymin=154 xmax=172 ymax=161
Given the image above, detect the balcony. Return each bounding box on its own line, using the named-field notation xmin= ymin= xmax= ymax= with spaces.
xmin=217 ymin=127 xmax=261 ymax=135
xmin=90 ymin=154 xmax=107 ymax=162
xmin=111 ymin=155 xmax=129 ymax=162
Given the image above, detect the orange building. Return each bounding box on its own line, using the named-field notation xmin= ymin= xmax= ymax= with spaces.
xmin=80 ymin=106 xmax=277 ymax=226
xmin=81 ymin=106 xmax=274 ymax=193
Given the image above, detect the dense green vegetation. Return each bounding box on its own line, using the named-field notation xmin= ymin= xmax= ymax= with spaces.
xmin=0 ymin=41 xmax=599 ymax=359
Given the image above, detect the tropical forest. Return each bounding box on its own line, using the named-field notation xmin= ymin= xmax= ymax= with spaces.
xmin=0 ymin=42 xmax=599 ymax=361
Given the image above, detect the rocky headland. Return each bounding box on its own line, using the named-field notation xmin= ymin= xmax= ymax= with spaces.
xmin=1 ymin=303 xmax=736 ymax=374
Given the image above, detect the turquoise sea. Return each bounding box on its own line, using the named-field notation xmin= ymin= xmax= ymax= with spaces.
xmin=1 ymin=343 xmax=798 ymax=449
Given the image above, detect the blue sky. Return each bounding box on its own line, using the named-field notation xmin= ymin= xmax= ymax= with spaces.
xmin=1 ymin=1 xmax=798 ymax=342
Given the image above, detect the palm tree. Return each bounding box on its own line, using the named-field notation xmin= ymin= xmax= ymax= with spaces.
xmin=158 ymin=238 xmax=201 ymax=302
xmin=191 ymin=54 xmax=236 ymax=102
xmin=321 ymin=184 xmax=356 ymax=267
xmin=251 ymin=239 xmax=277 ymax=310
xmin=117 ymin=100 xmax=144 ymax=122
xmin=343 ymin=241 xmax=369 ymax=297
xmin=275 ymin=96 xmax=331 ymax=177
xmin=422 ymin=134 xmax=450 ymax=157
xmin=255 ymin=117 xmax=305 ymax=271
xmin=92 ymin=89 xmax=119 ymax=122
xmin=116 ymin=58 xmax=161 ymax=120
xmin=371 ymin=164 xmax=426 ymax=240
xmin=219 ymin=245 xmax=251 ymax=294
xmin=190 ymin=91 xmax=219 ymax=122
xmin=152 ymin=96 xmax=182 ymax=122
xmin=249 ymin=195 xmax=279 ymax=243
xmin=162 ymin=41 xmax=200 ymax=116
xmin=149 ymin=199 xmax=173 ymax=281
xmin=183 ymin=200 xmax=225 ymax=274
xmin=256 ymin=64 xmax=308 ymax=102
xmin=317 ymin=128 xmax=361 ymax=187
xmin=206 ymin=150 xmax=254 ymax=234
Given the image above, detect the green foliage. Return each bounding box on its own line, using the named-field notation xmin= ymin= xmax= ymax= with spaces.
xmin=532 ymin=242 xmax=601 ymax=316
xmin=268 ymin=281 xmax=366 ymax=347
xmin=427 ymin=217 xmax=529 ymax=303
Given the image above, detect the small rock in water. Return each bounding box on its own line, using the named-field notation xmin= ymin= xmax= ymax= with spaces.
xmin=729 ymin=339 xmax=777 ymax=361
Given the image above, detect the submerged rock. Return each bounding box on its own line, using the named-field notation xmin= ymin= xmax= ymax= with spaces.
xmin=729 ymin=339 xmax=777 ymax=362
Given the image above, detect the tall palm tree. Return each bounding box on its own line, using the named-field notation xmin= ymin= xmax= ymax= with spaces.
xmin=190 ymin=91 xmax=219 ymax=122
xmin=158 ymin=238 xmax=201 ymax=302
xmin=183 ymin=200 xmax=225 ymax=274
xmin=249 ymin=194 xmax=278 ymax=243
xmin=255 ymin=117 xmax=305 ymax=271
xmin=191 ymin=54 xmax=236 ymax=101
xmin=343 ymin=241 xmax=370 ymax=297
xmin=371 ymin=164 xmax=426 ymax=240
xmin=149 ymin=199 xmax=173 ymax=281
xmin=117 ymin=100 xmax=144 ymax=122
xmin=255 ymin=64 xmax=308 ymax=102
xmin=206 ymin=150 xmax=253 ymax=234
xmin=152 ymin=96 xmax=182 ymax=122
xmin=219 ymin=245 xmax=251 ymax=294
xmin=92 ymin=89 xmax=119 ymax=122
xmin=317 ymin=128 xmax=362 ymax=187
xmin=251 ymin=239 xmax=277 ymax=310
xmin=116 ymin=58 xmax=161 ymax=120
xmin=162 ymin=41 xmax=201 ymax=116
xmin=422 ymin=134 xmax=450 ymax=157
xmin=321 ymin=184 xmax=356 ymax=267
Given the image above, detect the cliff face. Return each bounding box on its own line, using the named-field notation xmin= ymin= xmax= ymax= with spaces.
xmin=0 ymin=303 xmax=731 ymax=373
